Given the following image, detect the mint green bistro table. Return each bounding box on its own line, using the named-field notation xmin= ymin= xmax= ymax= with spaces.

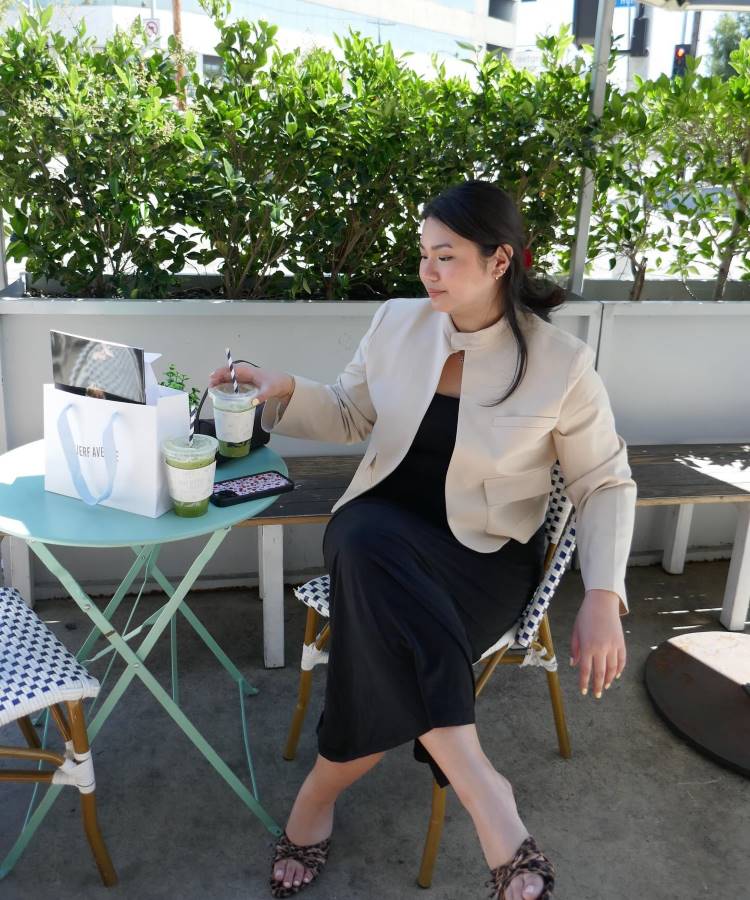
xmin=0 ymin=440 xmax=287 ymax=878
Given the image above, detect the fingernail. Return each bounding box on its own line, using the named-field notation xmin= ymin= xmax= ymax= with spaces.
xmin=605 ymin=683 xmax=611 ymax=690
xmin=581 ymin=688 xmax=588 ymax=696
xmin=616 ymin=673 xmax=622 ymax=679
xmin=595 ymin=691 xmax=602 ymax=699
xmin=251 ymin=398 xmax=260 ymax=407
xmin=569 ymin=657 xmax=574 ymax=667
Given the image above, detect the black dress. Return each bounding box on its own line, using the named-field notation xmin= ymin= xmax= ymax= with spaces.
xmin=318 ymin=393 xmax=546 ymax=786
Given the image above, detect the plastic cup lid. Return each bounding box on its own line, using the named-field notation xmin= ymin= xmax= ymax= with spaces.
xmin=162 ymin=434 xmax=218 ymax=463
xmin=208 ymin=382 xmax=257 ymax=409
xmin=209 ymin=382 xmax=256 ymax=397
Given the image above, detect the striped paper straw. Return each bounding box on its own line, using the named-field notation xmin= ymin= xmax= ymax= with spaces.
xmin=188 ymin=403 xmax=197 ymax=446
xmin=225 ymin=347 xmax=239 ymax=394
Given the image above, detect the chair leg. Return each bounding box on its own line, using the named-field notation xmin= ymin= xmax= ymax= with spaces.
xmin=417 ymin=781 xmax=447 ymax=889
xmin=65 ymin=701 xmax=118 ymax=887
xmin=283 ymin=607 xmax=321 ymax=761
xmin=17 ymin=716 xmax=41 ymax=749
xmin=538 ymin=615 xmax=572 ymax=759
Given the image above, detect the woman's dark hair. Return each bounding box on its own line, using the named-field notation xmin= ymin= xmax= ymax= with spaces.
xmin=422 ymin=179 xmax=566 ymax=405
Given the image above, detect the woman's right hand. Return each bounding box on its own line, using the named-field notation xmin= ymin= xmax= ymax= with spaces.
xmin=208 ymin=364 xmax=295 ymax=407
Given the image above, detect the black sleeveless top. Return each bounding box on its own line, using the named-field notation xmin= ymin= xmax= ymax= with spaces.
xmin=364 ymin=393 xmax=459 ymax=529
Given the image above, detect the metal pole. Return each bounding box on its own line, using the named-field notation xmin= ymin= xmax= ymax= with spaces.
xmin=0 ymin=209 xmax=8 ymax=292
xmin=690 ymin=11 xmax=702 ymax=58
xmin=567 ymin=0 xmax=616 ymax=297
xmin=172 ymin=0 xmax=186 ymax=110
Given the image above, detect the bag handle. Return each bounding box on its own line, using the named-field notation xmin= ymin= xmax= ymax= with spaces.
xmin=57 ymin=404 xmax=120 ymax=506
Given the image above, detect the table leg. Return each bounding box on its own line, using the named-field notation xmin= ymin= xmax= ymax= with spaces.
xmin=147 ymin=561 xmax=261 ymax=790
xmin=720 ymin=504 xmax=750 ymax=631
xmin=257 ymin=524 xmax=285 ymax=669
xmin=76 ymin=545 xmax=155 ymax=665
xmin=170 ymin=614 xmax=179 ymax=706
xmin=662 ymin=504 xmax=693 ymax=575
xmin=149 ymin=562 xmax=258 ymax=694
xmin=1 ymin=531 xmax=281 ymax=878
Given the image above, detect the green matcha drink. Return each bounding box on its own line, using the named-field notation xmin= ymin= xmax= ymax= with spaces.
xmin=162 ymin=434 xmax=218 ymax=517
xmin=208 ymin=383 xmax=257 ymax=457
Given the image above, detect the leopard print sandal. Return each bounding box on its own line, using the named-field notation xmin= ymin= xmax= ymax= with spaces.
xmin=269 ymin=831 xmax=331 ymax=898
xmin=486 ymin=836 xmax=555 ymax=899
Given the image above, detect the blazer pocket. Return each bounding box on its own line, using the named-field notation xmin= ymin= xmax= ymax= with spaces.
xmin=484 ymin=466 xmax=552 ymax=505
xmin=492 ymin=415 xmax=556 ymax=429
xmin=483 ymin=466 xmax=552 ymax=541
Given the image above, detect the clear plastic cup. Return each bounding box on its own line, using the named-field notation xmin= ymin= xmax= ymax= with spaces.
xmin=208 ymin=383 xmax=257 ymax=458
xmin=162 ymin=434 xmax=218 ymax=517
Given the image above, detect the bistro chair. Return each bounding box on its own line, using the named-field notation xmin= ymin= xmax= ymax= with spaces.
xmin=282 ymin=462 xmax=576 ymax=889
xmin=0 ymin=587 xmax=117 ymax=886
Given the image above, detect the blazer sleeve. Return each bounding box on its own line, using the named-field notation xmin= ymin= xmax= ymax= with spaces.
xmin=552 ymin=344 xmax=637 ymax=614
xmin=260 ymin=302 xmax=388 ymax=443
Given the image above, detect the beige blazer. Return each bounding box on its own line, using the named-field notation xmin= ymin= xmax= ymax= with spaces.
xmin=262 ymin=298 xmax=637 ymax=611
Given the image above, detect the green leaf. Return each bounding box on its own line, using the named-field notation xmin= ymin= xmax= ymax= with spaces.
xmin=113 ymin=63 xmax=130 ymax=89
xmin=184 ymin=131 xmax=205 ymax=151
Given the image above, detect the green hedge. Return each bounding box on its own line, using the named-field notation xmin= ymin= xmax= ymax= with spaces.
xmin=1 ymin=9 xmax=748 ymax=300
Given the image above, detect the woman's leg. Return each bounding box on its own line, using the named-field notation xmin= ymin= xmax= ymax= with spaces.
xmin=273 ymin=751 xmax=384 ymax=890
xmin=418 ymin=725 xmax=545 ymax=900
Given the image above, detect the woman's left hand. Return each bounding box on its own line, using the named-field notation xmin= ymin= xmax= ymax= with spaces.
xmin=570 ymin=589 xmax=626 ymax=699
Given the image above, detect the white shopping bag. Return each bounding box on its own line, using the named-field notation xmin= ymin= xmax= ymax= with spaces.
xmin=43 ymin=373 xmax=188 ymax=518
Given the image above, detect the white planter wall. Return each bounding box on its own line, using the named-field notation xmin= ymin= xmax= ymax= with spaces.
xmin=0 ymin=293 xmax=747 ymax=598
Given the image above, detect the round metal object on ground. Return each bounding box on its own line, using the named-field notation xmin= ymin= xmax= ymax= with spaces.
xmin=645 ymin=631 xmax=750 ymax=777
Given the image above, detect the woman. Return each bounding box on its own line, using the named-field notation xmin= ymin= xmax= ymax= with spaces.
xmin=210 ymin=181 xmax=636 ymax=899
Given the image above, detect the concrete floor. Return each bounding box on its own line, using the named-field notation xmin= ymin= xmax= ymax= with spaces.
xmin=2 ymin=561 xmax=749 ymax=900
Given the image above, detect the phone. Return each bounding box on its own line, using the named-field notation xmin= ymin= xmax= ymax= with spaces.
xmin=209 ymin=470 xmax=295 ymax=507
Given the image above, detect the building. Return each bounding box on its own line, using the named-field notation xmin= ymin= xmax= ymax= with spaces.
xmin=0 ymin=1 xmax=736 ymax=84
xmin=5 ymin=1 xmax=523 ymax=80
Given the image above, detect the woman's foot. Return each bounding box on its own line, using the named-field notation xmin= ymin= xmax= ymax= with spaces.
xmin=270 ymin=831 xmax=331 ymax=898
xmin=271 ymin=792 xmax=334 ymax=894
xmin=487 ymin=836 xmax=554 ymax=900
xmin=467 ymin=772 xmax=548 ymax=900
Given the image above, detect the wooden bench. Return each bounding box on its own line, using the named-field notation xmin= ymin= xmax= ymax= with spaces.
xmin=628 ymin=443 xmax=750 ymax=632
xmin=247 ymin=444 xmax=750 ymax=667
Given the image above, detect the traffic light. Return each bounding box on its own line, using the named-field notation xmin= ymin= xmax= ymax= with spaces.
xmin=672 ymin=43 xmax=690 ymax=78
xmin=630 ymin=15 xmax=649 ymax=58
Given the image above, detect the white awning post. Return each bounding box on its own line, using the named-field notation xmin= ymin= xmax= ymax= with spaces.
xmin=567 ymin=0 xmax=616 ymax=297
xmin=0 ymin=209 xmax=8 ymax=292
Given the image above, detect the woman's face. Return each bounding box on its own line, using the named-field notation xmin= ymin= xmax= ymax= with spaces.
xmin=419 ymin=216 xmax=511 ymax=320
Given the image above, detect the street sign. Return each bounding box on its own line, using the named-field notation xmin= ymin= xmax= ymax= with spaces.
xmin=144 ymin=18 xmax=160 ymax=40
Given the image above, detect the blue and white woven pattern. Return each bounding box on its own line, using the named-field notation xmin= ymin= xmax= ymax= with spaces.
xmin=294 ymin=576 xmax=331 ymax=617
xmin=0 ymin=587 xmax=99 ymax=728
xmin=293 ymin=461 xmax=578 ymax=650
xmin=544 ymin=462 xmax=571 ymax=547
xmin=514 ymin=517 xmax=577 ymax=649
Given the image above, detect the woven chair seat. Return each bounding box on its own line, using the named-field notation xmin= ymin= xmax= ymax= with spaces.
xmin=293 ymin=516 xmax=576 ymax=657
xmin=0 ymin=587 xmax=99 ymax=729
